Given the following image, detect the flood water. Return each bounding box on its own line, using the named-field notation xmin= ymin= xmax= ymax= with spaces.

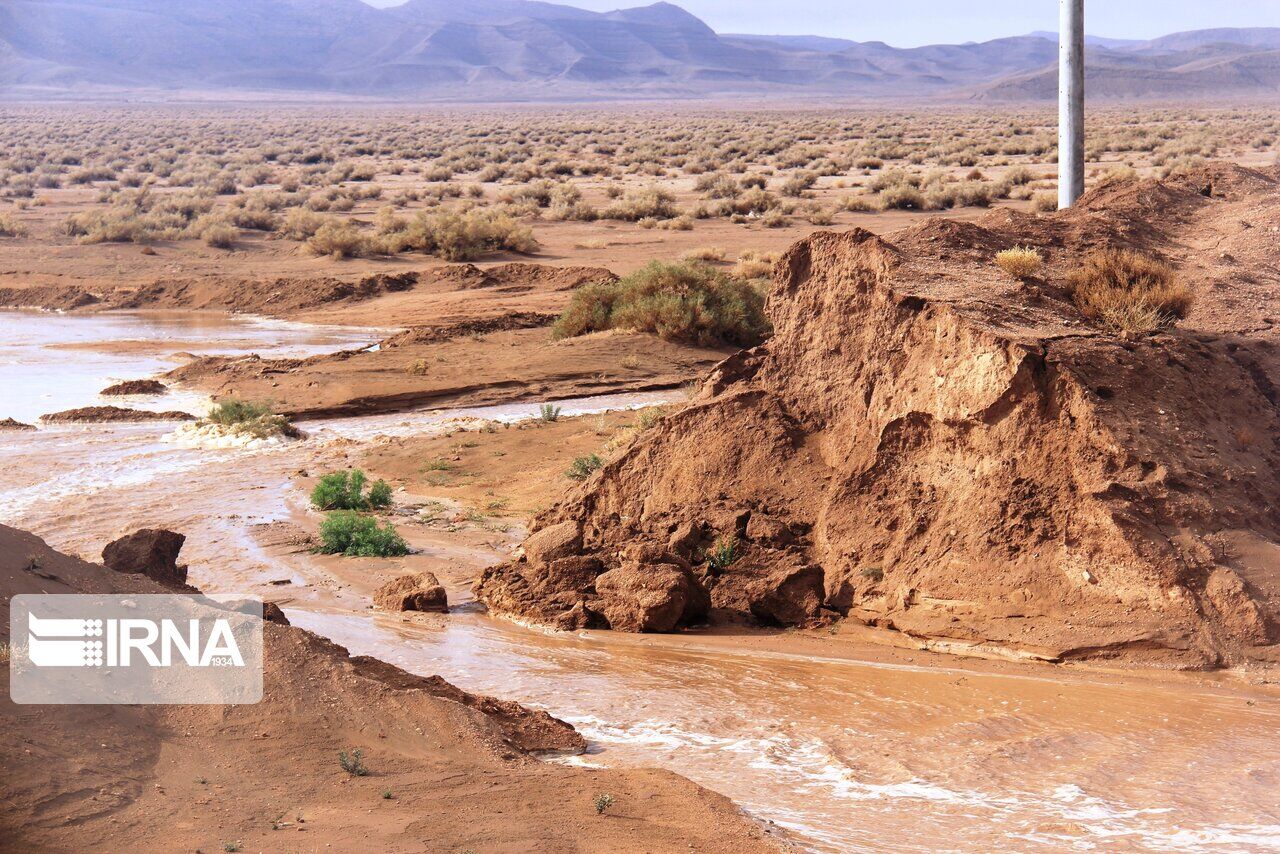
xmin=3 ymin=310 xmax=1279 ymax=853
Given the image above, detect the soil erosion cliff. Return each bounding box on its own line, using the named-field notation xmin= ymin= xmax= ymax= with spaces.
xmin=477 ymin=164 xmax=1280 ymax=668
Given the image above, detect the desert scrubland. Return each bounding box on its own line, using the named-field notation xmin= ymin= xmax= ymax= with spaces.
xmin=3 ymin=102 xmax=1280 ymax=853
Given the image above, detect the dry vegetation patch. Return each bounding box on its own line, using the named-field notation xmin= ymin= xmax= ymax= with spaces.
xmin=552 ymin=260 xmax=769 ymax=347
xmin=1066 ymin=249 xmax=1193 ymax=334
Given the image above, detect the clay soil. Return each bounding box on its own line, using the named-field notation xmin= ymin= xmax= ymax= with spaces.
xmin=0 ymin=525 xmax=785 ymax=853
xmin=362 ymin=408 xmax=660 ymax=518
xmin=475 ymin=162 xmax=1280 ymax=670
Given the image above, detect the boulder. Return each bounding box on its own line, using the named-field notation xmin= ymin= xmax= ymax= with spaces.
xmin=102 ymin=529 xmax=187 ymax=585
xmin=594 ymin=561 xmax=707 ymax=632
xmin=747 ymin=563 xmax=825 ymax=626
xmin=374 ymin=572 xmax=448 ymax=612
xmin=523 ymin=521 xmax=582 ymax=566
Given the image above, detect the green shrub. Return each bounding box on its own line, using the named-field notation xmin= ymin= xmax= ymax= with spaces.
xmin=310 ymin=470 xmax=393 ymax=511
xmin=317 ymin=512 xmax=408 ymax=557
xmin=706 ymin=535 xmax=739 ymax=571
xmin=566 ymin=454 xmax=603 ymax=481
xmin=202 ymin=398 xmax=296 ymax=438
xmin=206 ymin=398 xmax=272 ymax=425
xmin=538 ymin=403 xmax=561 ymax=422
xmin=338 ymin=748 xmax=368 ymax=776
xmin=552 ymin=261 xmax=769 ymax=348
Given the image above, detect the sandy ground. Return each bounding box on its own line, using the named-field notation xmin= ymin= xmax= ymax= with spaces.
xmin=0 ymin=524 xmax=788 ymax=853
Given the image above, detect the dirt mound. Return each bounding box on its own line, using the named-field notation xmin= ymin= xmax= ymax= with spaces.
xmin=380 ymin=311 xmax=558 ymax=347
xmin=477 ymin=165 xmax=1280 ymax=668
xmin=100 ymin=379 xmax=168 ymax=395
xmin=109 ymin=269 xmax=420 ymax=314
xmin=40 ymin=405 xmax=194 ymax=423
xmin=0 ymin=417 xmax=36 ymax=431
xmin=0 ymin=263 xmax=616 ymax=327
xmin=429 ymin=262 xmax=616 ymax=292
xmin=0 ymin=284 xmax=100 ymax=310
xmin=0 ymin=525 xmax=784 ymax=852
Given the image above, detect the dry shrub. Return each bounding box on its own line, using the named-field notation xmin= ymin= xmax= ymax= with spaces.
xmin=306 ymin=219 xmax=371 ymax=259
xmin=202 ymin=222 xmax=238 ymax=248
xmin=841 ymin=194 xmax=883 ymax=213
xmin=382 ymin=208 xmax=537 ymax=261
xmin=278 ymin=208 xmax=329 ymax=240
xmin=994 ymin=246 xmax=1042 ymax=279
xmin=733 ymin=250 xmax=778 ymax=280
xmin=552 ymin=261 xmax=769 ymax=347
xmin=879 ymin=184 xmax=926 ymax=210
xmin=1066 ymin=249 xmax=1192 ymax=333
xmin=1031 ymin=191 xmax=1058 ymax=212
xmin=603 ymin=186 xmax=679 ymax=221
xmin=683 ymin=246 xmax=725 ymax=262
xmin=0 ymin=213 xmax=27 ymax=237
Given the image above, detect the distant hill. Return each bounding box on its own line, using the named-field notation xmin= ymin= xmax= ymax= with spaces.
xmin=3 ymin=0 xmax=1279 ymax=101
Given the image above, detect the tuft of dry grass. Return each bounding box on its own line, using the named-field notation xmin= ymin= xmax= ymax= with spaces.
xmin=1031 ymin=191 xmax=1058 ymax=212
xmin=994 ymin=246 xmax=1042 ymax=279
xmin=1066 ymin=249 xmax=1192 ymax=333
xmin=732 ymin=249 xmax=778 ymax=281
xmin=683 ymin=246 xmax=725 ymax=262
xmin=0 ymin=213 xmax=28 ymax=237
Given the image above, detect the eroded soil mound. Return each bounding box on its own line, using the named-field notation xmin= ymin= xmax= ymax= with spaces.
xmin=100 ymin=379 xmax=168 ymax=395
xmin=477 ymin=164 xmax=1280 ymax=668
xmin=41 ymin=405 xmax=194 ymax=423
xmin=0 ymin=525 xmax=783 ymax=852
xmin=0 ymin=262 xmax=615 ymax=327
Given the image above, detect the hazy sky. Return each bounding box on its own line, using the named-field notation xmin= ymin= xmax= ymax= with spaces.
xmin=367 ymin=0 xmax=1280 ymax=47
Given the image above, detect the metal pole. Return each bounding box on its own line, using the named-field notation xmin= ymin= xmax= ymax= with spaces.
xmin=1058 ymin=0 xmax=1084 ymax=209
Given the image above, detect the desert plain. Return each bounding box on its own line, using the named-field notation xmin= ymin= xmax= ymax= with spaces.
xmin=2 ymin=101 xmax=1280 ymax=853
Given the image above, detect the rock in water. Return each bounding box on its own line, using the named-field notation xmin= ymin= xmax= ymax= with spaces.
xmin=374 ymin=572 xmax=448 ymax=612
xmin=102 ymin=529 xmax=188 ymax=585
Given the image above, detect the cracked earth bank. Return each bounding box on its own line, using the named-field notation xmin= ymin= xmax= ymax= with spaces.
xmin=478 ymin=163 xmax=1280 ymax=669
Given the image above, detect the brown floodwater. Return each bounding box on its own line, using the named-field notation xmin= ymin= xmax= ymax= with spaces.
xmin=3 ymin=310 xmax=1279 ymax=852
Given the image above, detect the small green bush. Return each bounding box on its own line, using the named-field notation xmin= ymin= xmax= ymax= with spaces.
xmin=566 ymin=453 xmax=603 ymax=481
xmin=310 ymin=470 xmax=393 ymax=511
xmin=706 ymin=535 xmax=739 ymax=571
xmin=204 ymin=398 xmax=296 ymax=438
xmin=338 ymin=748 xmax=368 ymax=776
xmin=206 ymin=398 xmax=272 ymax=425
xmin=552 ymin=261 xmax=769 ymax=348
xmin=317 ymin=512 xmax=408 ymax=557
xmin=538 ymin=403 xmax=561 ymax=422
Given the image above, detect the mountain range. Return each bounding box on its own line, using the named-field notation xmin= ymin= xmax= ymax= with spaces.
xmin=3 ymin=0 xmax=1280 ymax=101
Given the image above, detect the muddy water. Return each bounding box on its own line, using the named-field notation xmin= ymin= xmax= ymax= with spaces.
xmin=3 ymin=312 xmax=1280 ymax=853
xmin=0 ymin=309 xmax=378 ymax=423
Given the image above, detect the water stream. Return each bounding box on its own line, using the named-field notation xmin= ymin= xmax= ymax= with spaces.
xmin=3 ymin=309 xmax=1278 ymax=853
